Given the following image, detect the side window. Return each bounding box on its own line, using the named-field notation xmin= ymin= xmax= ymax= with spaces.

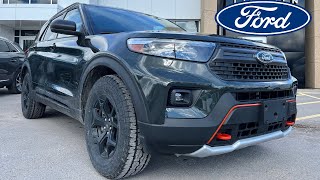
xmin=6 ymin=42 xmax=17 ymax=52
xmin=58 ymin=8 xmax=83 ymax=38
xmin=0 ymin=40 xmax=10 ymax=52
xmin=42 ymin=15 xmax=63 ymax=41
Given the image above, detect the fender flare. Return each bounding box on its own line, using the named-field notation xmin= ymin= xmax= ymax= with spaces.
xmin=79 ymin=53 xmax=149 ymax=124
xmin=21 ymin=62 xmax=31 ymax=82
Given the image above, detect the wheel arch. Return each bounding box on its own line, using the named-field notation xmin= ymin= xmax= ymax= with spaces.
xmin=79 ymin=54 xmax=149 ymax=124
xmin=21 ymin=62 xmax=31 ymax=82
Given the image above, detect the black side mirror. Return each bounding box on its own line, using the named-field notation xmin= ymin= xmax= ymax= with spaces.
xmin=50 ymin=19 xmax=82 ymax=36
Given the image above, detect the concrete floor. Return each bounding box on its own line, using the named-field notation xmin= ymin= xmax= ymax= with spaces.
xmin=0 ymin=89 xmax=319 ymax=180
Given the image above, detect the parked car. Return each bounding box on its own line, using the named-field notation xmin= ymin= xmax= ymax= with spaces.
xmin=0 ymin=37 xmax=24 ymax=94
xmin=20 ymin=3 xmax=298 ymax=179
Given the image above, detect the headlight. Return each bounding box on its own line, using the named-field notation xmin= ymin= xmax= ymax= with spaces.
xmin=127 ymin=38 xmax=216 ymax=62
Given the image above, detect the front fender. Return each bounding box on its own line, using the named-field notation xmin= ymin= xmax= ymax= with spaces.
xmin=79 ymin=53 xmax=150 ymax=124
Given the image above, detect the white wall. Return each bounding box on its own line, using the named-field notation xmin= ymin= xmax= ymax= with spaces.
xmin=0 ymin=25 xmax=14 ymax=41
xmin=0 ymin=4 xmax=58 ymax=21
xmin=96 ymin=0 xmax=201 ymax=20
xmin=57 ymin=0 xmax=99 ymax=9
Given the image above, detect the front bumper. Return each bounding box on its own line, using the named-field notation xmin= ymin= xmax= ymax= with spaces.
xmin=181 ymin=127 xmax=292 ymax=158
xmin=131 ymin=51 xmax=297 ymax=155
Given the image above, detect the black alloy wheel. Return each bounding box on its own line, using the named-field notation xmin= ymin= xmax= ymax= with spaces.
xmin=91 ymin=97 xmax=119 ymax=159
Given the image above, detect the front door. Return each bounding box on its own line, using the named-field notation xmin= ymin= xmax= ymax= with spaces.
xmin=19 ymin=36 xmax=36 ymax=51
xmin=45 ymin=8 xmax=86 ymax=110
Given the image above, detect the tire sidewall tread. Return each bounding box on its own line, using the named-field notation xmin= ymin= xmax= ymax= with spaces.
xmin=84 ymin=75 xmax=150 ymax=179
xmin=21 ymin=73 xmax=46 ymax=119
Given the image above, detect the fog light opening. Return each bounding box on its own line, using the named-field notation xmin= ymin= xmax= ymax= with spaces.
xmin=169 ymin=89 xmax=193 ymax=107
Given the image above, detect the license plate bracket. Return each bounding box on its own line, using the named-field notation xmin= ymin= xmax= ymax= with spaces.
xmin=263 ymin=99 xmax=287 ymax=124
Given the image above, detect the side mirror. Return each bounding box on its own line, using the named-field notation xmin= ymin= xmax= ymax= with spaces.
xmin=50 ymin=19 xmax=82 ymax=36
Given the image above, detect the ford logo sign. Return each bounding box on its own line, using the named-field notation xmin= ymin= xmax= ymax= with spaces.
xmin=216 ymin=1 xmax=311 ymax=36
xmin=256 ymin=51 xmax=274 ymax=64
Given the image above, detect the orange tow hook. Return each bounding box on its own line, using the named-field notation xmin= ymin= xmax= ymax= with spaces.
xmin=216 ymin=133 xmax=232 ymax=141
xmin=286 ymin=121 xmax=295 ymax=126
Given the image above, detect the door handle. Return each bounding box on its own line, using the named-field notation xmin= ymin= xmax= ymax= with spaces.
xmin=49 ymin=43 xmax=56 ymax=50
xmin=10 ymin=58 xmax=17 ymax=62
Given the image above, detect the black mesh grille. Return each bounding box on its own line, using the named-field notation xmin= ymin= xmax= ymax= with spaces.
xmin=237 ymin=122 xmax=259 ymax=138
xmin=234 ymin=90 xmax=293 ymax=101
xmin=210 ymin=61 xmax=289 ymax=81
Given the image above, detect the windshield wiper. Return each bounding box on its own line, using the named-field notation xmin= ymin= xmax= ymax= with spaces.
xmin=100 ymin=32 xmax=118 ymax=34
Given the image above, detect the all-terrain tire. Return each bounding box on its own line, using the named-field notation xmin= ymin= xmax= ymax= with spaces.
xmin=84 ymin=75 xmax=151 ymax=179
xmin=21 ymin=73 xmax=46 ymax=119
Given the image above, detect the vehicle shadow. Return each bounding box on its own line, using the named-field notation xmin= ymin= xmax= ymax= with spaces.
xmin=134 ymin=144 xmax=269 ymax=179
xmin=24 ymin=108 xmax=273 ymax=179
xmin=0 ymin=88 xmax=14 ymax=97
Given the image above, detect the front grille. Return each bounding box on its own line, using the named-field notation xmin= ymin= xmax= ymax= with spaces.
xmin=220 ymin=43 xmax=281 ymax=53
xmin=234 ymin=90 xmax=293 ymax=101
xmin=237 ymin=122 xmax=259 ymax=138
xmin=267 ymin=121 xmax=283 ymax=132
xmin=210 ymin=61 xmax=289 ymax=81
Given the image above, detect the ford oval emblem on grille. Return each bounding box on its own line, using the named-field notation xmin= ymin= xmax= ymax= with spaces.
xmin=256 ymin=51 xmax=274 ymax=64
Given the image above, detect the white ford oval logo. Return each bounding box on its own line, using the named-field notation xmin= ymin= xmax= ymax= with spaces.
xmin=215 ymin=1 xmax=311 ymax=36
xmin=256 ymin=51 xmax=274 ymax=64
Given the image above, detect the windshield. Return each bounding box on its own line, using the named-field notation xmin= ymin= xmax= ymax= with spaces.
xmin=85 ymin=5 xmax=185 ymax=34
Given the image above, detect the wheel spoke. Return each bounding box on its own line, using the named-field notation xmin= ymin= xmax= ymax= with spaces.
xmin=107 ymin=132 xmax=117 ymax=147
xmin=97 ymin=97 xmax=108 ymax=116
xmin=90 ymin=95 xmax=119 ymax=159
xmin=110 ymin=106 xmax=115 ymax=117
xmin=109 ymin=117 xmax=118 ymax=128
xmin=98 ymin=131 xmax=109 ymax=156
xmin=92 ymin=109 xmax=106 ymax=128
xmin=103 ymin=100 xmax=113 ymax=118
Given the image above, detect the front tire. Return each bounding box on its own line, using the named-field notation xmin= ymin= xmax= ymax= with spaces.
xmin=84 ymin=75 xmax=150 ymax=179
xmin=21 ymin=73 xmax=46 ymax=119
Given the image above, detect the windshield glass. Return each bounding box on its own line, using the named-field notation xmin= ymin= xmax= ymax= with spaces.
xmin=85 ymin=5 xmax=185 ymax=34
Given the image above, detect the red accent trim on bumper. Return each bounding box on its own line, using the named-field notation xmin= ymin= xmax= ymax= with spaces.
xmin=287 ymin=99 xmax=296 ymax=103
xmin=206 ymin=103 xmax=262 ymax=144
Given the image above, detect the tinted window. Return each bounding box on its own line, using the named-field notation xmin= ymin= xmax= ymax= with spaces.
xmin=31 ymin=0 xmax=51 ymax=4
xmin=0 ymin=40 xmax=10 ymax=52
xmin=43 ymin=15 xmax=63 ymax=41
xmin=85 ymin=5 xmax=184 ymax=34
xmin=6 ymin=42 xmax=18 ymax=52
xmin=58 ymin=8 xmax=83 ymax=38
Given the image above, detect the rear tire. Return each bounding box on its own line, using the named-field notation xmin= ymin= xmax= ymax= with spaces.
xmin=21 ymin=73 xmax=46 ymax=119
xmin=8 ymin=70 xmax=22 ymax=94
xmin=84 ymin=75 xmax=150 ymax=179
